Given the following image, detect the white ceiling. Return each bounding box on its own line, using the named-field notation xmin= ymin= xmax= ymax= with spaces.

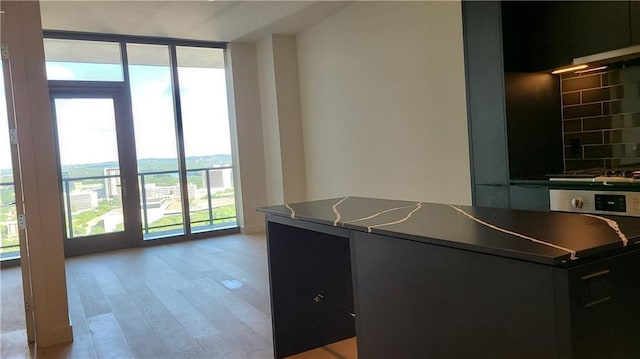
xmin=39 ymin=1 xmax=352 ymax=42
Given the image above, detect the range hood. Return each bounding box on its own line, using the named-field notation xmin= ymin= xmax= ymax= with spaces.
xmin=572 ymin=44 xmax=640 ymax=66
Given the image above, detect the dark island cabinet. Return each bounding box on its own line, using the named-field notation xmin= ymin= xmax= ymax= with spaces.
xmin=259 ymin=197 xmax=640 ymax=358
xmin=632 ymin=0 xmax=640 ymax=45
xmin=353 ymin=231 xmax=640 ymax=359
xmin=568 ymin=1 xmax=631 ymax=58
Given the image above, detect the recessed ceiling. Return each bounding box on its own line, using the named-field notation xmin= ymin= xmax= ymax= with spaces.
xmin=39 ymin=1 xmax=352 ymax=42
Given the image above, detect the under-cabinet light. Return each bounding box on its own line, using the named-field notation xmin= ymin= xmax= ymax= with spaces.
xmin=574 ymin=66 xmax=608 ymax=74
xmin=551 ymin=65 xmax=588 ymax=75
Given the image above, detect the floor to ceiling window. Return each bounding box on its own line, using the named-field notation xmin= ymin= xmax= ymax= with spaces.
xmin=0 ymin=61 xmax=20 ymax=260
xmin=176 ymin=46 xmax=236 ymax=234
xmin=42 ymin=33 xmax=237 ymax=255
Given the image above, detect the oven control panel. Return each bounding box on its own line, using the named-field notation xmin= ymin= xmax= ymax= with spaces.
xmin=550 ymin=190 xmax=640 ymax=217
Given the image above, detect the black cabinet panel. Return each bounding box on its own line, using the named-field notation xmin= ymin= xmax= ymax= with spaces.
xmin=352 ymin=231 xmax=558 ymax=359
xmin=569 ymin=1 xmax=631 ymax=58
xmin=510 ymin=185 xmax=550 ymax=211
xmin=501 ymin=1 xmax=531 ymax=72
xmin=475 ymin=184 xmax=510 ymax=209
xmin=632 ymin=1 xmax=640 ymax=45
xmin=462 ymin=1 xmax=510 ymax=187
xmin=504 ymin=72 xmax=564 ymax=179
xmin=565 ymin=250 xmax=640 ymax=358
xmin=266 ymin=222 xmax=355 ymax=358
xmin=527 ymin=1 xmax=571 ymax=71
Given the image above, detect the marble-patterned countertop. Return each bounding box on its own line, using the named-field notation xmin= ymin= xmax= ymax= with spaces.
xmin=257 ymin=196 xmax=640 ymax=266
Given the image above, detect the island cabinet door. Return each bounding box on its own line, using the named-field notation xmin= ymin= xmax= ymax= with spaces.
xmin=350 ymin=231 xmax=561 ymax=359
xmin=553 ymin=248 xmax=640 ymax=359
xmin=265 ymin=218 xmax=355 ymax=359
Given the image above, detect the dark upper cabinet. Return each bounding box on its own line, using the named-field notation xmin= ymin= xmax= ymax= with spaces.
xmin=501 ymin=2 xmax=531 ymax=72
xmin=568 ymin=1 xmax=631 ymax=58
xmin=502 ymin=1 xmax=571 ymax=72
xmin=632 ymin=1 xmax=640 ymax=45
xmin=527 ymin=1 xmax=571 ymax=71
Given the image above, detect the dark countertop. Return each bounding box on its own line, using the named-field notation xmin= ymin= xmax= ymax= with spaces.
xmin=258 ymin=196 xmax=640 ymax=266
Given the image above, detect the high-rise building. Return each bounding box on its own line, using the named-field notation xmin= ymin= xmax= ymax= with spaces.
xmin=69 ymin=190 xmax=99 ymax=213
xmin=104 ymin=168 xmax=121 ymax=199
xmin=205 ymin=168 xmax=233 ymax=191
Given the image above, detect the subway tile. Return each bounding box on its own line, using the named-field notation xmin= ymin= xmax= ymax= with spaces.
xmin=583 ymin=144 xmax=627 ymax=158
xmin=627 ymin=113 xmax=640 ymax=128
xmin=563 ymin=103 xmax=602 ymax=119
xmin=563 ymin=119 xmax=582 ymax=132
xmin=564 ymin=145 xmax=583 ymax=159
xmin=560 ymin=64 xmax=640 ymax=171
xmin=602 ymin=71 xmax=621 ymax=86
xmin=604 ymin=128 xmax=640 ymax=143
xmin=607 ymin=158 xmax=640 ymax=167
xmin=582 ymin=116 xmax=627 ymax=130
xmin=620 ymin=97 xmax=640 ymax=113
xmin=627 ymin=143 xmax=640 ymax=157
xmin=603 ymin=100 xmax=622 ymax=115
xmin=619 ymin=66 xmax=640 ymax=83
xmin=561 ymin=72 xmax=580 ymax=80
xmin=604 ymin=159 xmax=615 ymax=168
xmin=564 ymin=159 xmax=606 ymax=171
xmin=565 ymin=131 xmax=603 ymax=145
xmin=562 ymin=92 xmax=581 ymax=106
xmin=581 ymin=85 xmax=624 ymax=103
xmin=562 ymin=74 xmax=601 ymax=92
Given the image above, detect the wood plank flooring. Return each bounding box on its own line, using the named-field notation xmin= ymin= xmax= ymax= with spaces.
xmin=1 ymin=233 xmax=356 ymax=359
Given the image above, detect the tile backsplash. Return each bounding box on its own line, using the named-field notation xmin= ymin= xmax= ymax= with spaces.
xmin=560 ymin=64 xmax=640 ymax=171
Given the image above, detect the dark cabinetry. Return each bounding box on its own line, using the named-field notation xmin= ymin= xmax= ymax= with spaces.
xmin=527 ymin=1 xmax=571 ymax=71
xmin=510 ymin=185 xmax=550 ymax=211
xmin=504 ymin=72 xmax=563 ymax=179
xmin=463 ymin=2 xmax=560 ymax=211
xmin=568 ymin=1 xmax=631 ymax=58
xmin=503 ymin=1 xmax=637 ymax=71
xmin=632 ymin=1 xmax=640 ymax=45
xmin=502 ymin=1 xmax=571 ymax=72
xmin=462 ymin=1 xmax=511 ymax=209
xmin=352 ymin=232 xmax=640 ymax=359
xmin=464 ymin=1 xmax=640 ymax=212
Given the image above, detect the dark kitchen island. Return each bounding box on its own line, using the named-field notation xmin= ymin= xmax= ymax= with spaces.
xmin=258 ymin=197 xmax=640 ymax=359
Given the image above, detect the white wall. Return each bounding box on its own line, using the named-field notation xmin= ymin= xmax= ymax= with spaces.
xmin=257 ymin=36 xmax=285 ymax=205
xmin=271 ymin=35 xmax=307 ymax=204
xmin=226 ymin=43 xmax=268 ymax=233
xmin=297 ymin=1 xmax=472 ymax=205
xmin=257 ymin=34 xmax=307 ymax=205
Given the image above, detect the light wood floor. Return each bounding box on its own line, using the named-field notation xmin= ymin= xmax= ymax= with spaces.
xmin=1 ymin=233 xmax=356 ymax=359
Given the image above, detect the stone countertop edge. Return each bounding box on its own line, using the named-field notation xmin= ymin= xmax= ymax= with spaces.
xmin=257 ymin=196 xmax=640 ymax=267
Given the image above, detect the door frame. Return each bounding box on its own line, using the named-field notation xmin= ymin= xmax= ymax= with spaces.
xmin=49 ymin=81 xmax=142 ymax=256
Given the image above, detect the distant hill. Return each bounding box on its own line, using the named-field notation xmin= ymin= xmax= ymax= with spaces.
xmin=1 ymin=154 xmax=233 ymax=182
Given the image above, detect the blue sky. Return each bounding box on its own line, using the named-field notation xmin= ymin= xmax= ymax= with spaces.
xmin=1 ymin=60 xmax=231 ymax=171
